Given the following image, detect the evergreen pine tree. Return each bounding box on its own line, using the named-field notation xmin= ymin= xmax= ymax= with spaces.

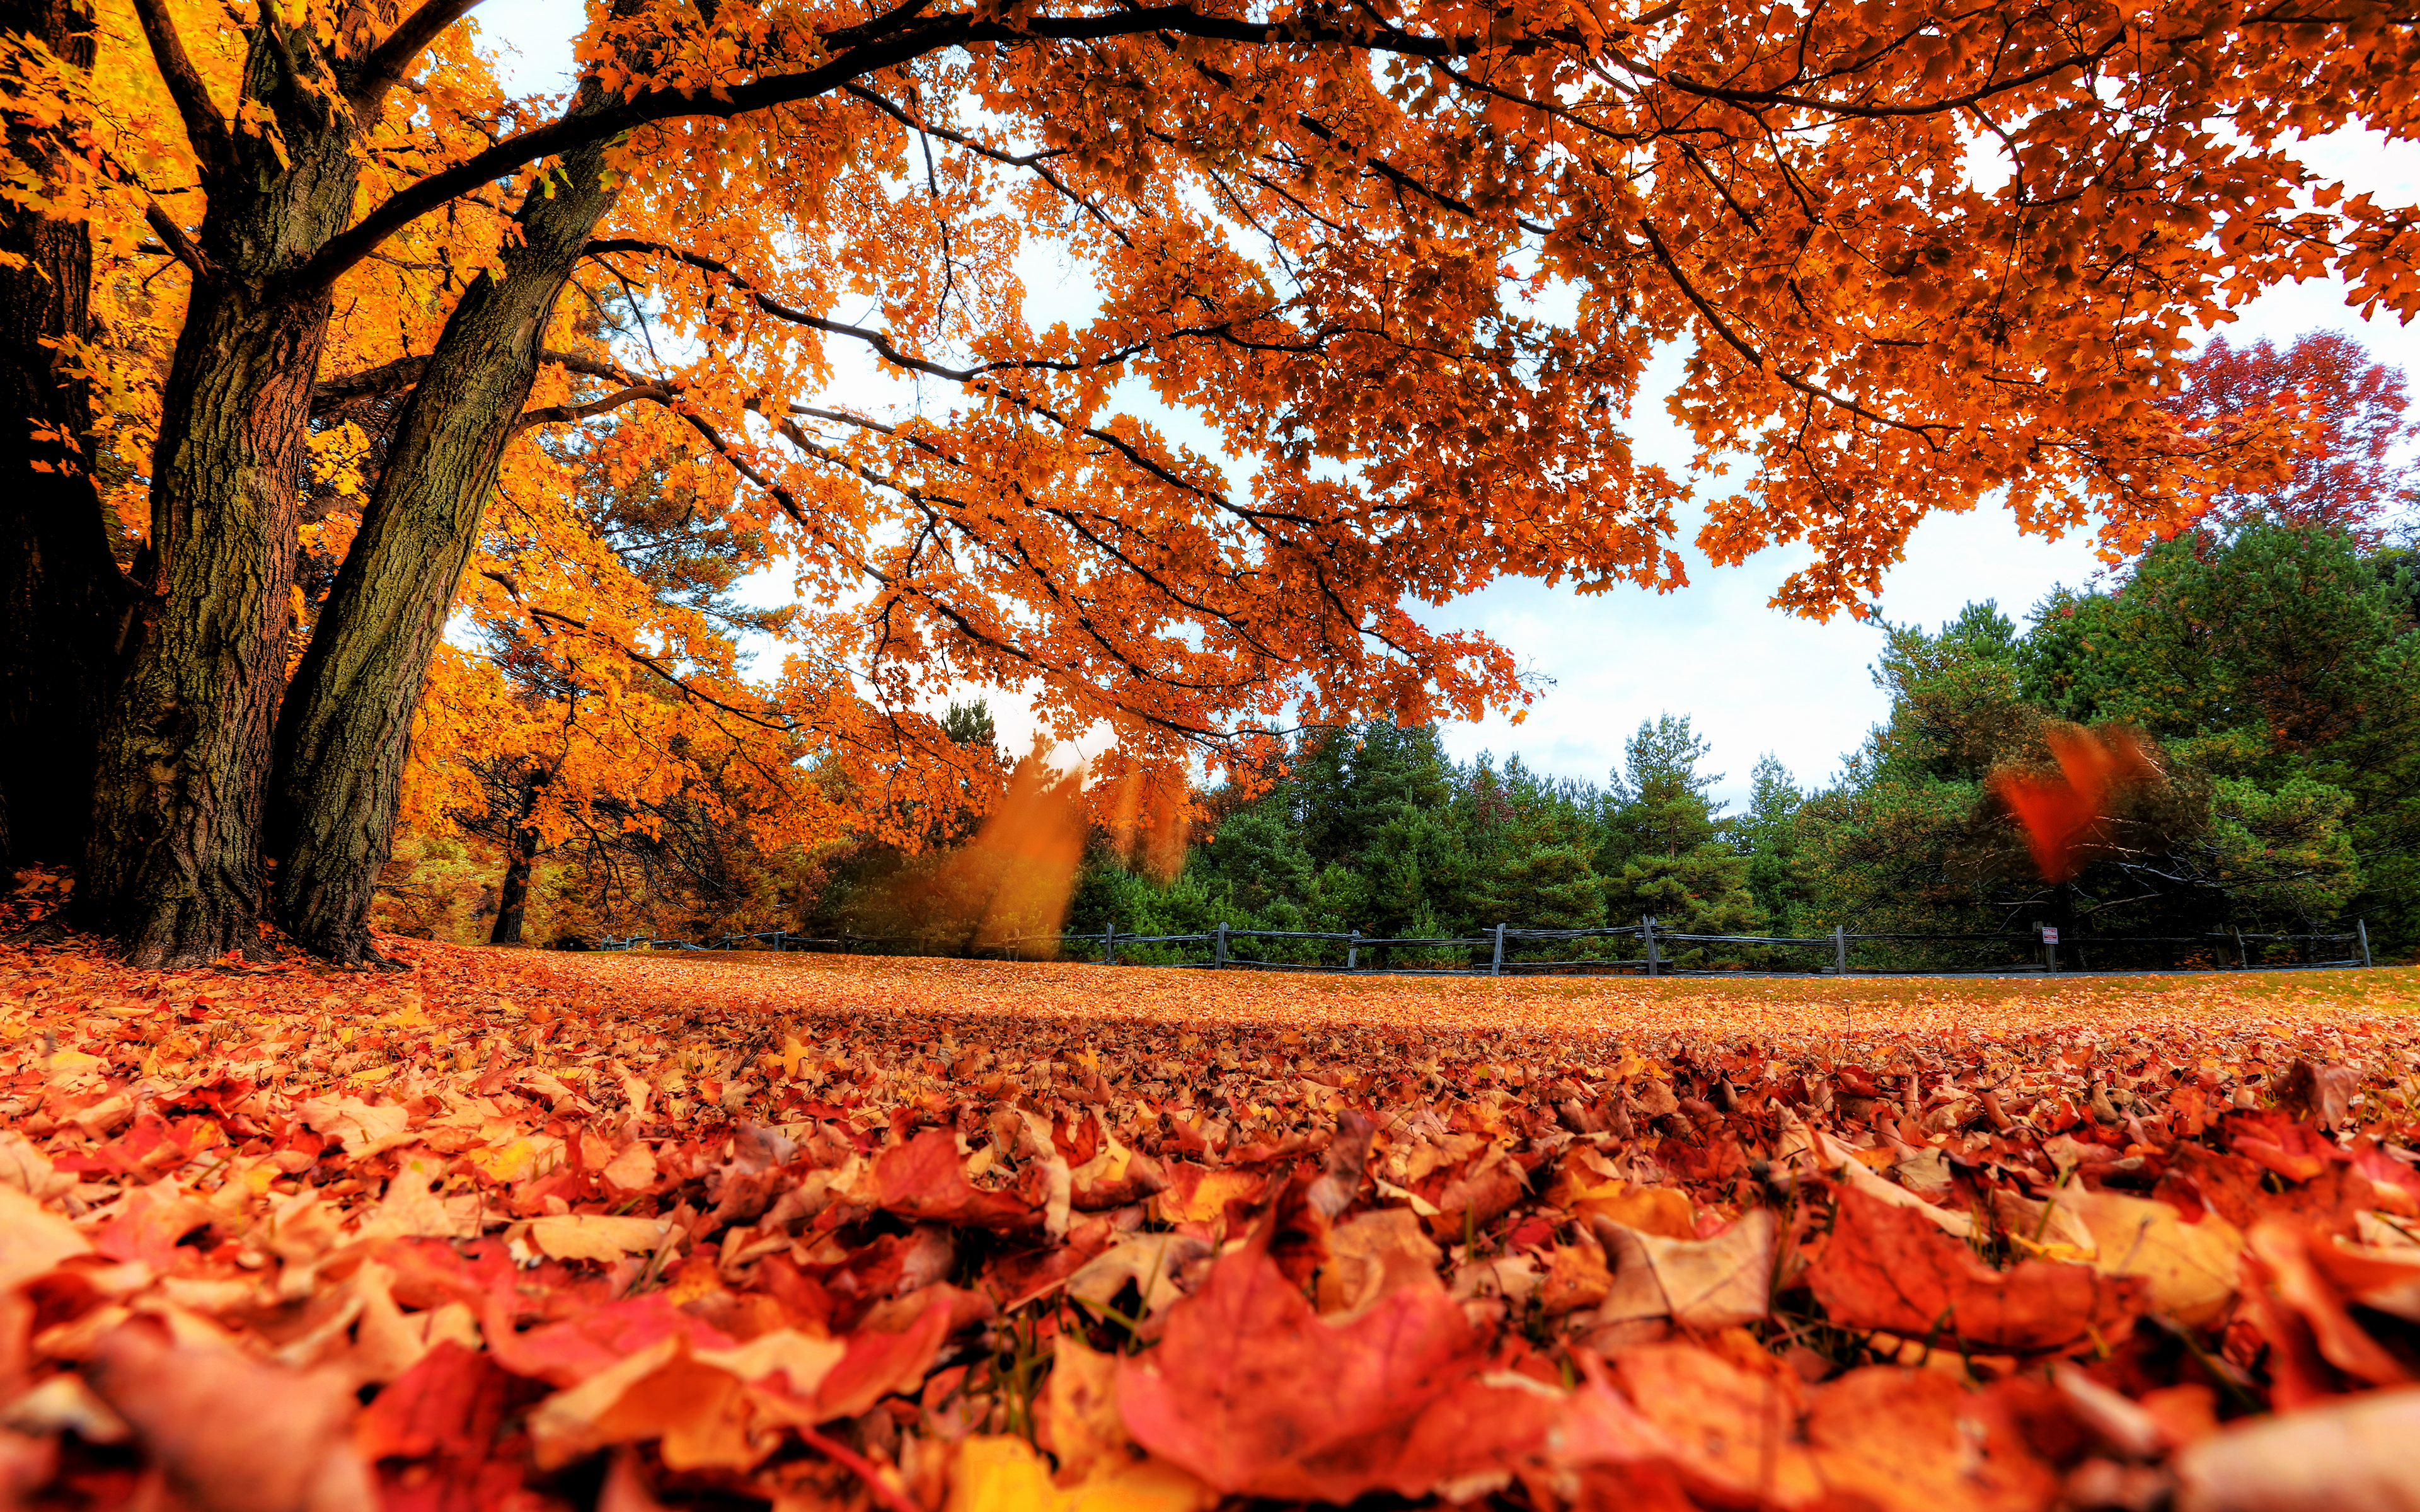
xmin=1734 ymin=754 xmax=1807 ymax=934
xmin=1598 ymin=716 xmax=1758 ymax=944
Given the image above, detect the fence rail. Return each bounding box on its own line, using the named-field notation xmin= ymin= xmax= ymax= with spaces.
xmin=594 ymin=917 xmax=2375 ymax=978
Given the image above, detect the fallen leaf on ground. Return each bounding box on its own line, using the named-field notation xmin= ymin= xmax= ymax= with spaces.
xmin=1811 ymin=1188 xmax=2145 ymax=1352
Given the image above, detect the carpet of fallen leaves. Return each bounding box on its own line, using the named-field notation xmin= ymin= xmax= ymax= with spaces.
xmin=3 ymin=921 xmax=2419 ymax=1512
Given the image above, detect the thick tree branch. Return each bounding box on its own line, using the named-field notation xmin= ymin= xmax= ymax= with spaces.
xmin=129 ymin=0 xmax=235 ymax=183
xmin=142 ymin=202 xmax=209 ymax=280
xmin=514 ymin=382 xmax=676 ymax=430
xmin=313 ymin=346 xmax=640 ymax=414
xmin=297 ymin=4 xmax=1547 ymax=289
xmin=348 ymin=0 xmax=487 ymax=118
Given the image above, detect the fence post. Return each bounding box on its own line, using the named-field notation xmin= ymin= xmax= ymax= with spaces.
xmin=2232 ymin=925 xmax=2247 ymax=971
xmin=2358 ymin=919 xmax=2371 ymax=968
xmin=1833 ymin=925 xmax=1847 ymax=975
xmin=1490 ymin=923 xmax=1506 ymax=976
xmin=1347 ymin=929 xmax=1359 ymax=971
xmin=1642 ymin=917 xmax=1657 ymax=977
xmin=1103 ymin=925 xmax=1117 ymax=966
xmin=1214 ymin=922 xmax=1228 ymax=970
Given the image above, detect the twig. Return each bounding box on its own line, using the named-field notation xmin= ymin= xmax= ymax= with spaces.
xmin=797 ymin=1423 xmax=922 ymax=1512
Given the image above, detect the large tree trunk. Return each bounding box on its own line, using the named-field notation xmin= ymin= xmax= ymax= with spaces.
xmin=0 ymin=0 xmax=134 ymax=875
xmin=268 ymin=132 xmax=621 ymax=963
xmin=491 ymin=832 xmax=537 ymax=946
xmin=80 ymin=25 xmax=362 ymax=966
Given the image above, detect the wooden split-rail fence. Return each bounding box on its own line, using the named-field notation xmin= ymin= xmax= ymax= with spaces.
xmin=595 ymin=918 xmax=2375 ymax=978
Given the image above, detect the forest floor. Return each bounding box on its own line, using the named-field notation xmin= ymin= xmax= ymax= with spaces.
xmin=543 ymin=944 xmax=2420 ymax=1045
xmin=1 ymin=929 xmax=2417 ymax=1511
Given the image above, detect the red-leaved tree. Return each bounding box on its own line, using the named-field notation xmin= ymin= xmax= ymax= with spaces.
xmin=2176 ymin=331 xmax=2416 ymax=546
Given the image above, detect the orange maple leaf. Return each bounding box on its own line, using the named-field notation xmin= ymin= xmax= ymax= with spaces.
xmin=1988 ymin=724 xmax=2160 ymax=884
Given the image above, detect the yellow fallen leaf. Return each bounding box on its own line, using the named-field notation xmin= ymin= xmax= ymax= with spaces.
xmin=1317 ymin=1208 xmax=1445 ymax=1318
xmin=0 ymin=1183 xmax=88 ymax=1290
xmin=1151 ymin=1168 xmax=1260 ymax=1225
xmin=527 ymin=1336 xmax=776 ymax=1473
xmin=599 ymin=1140 xmax=659 ymax=1194
xmin=2000 ymin=1188 xmax=2243 ymax=1327
xmin=1068 ymin=1233 xmax=1213 ymax=1320
xmin=1570 ymin=1181 xmax=1697 ymax=1240
xmin=1038 ymin=1336 xmax=1126 ymax=1484
xmin=293 ymin=1096 xmax=413 ymax=1157
xmin=694 ymin=1329 xmax=846 ymax=1395
xmin=526 ymin=1213 xmax=668 ymax=1264
xmin=950 ymin=1433 xmax=1216 ymax=1512
xmin=1590 ymin=1208 xmax=1776 ymax=1330
xmin=465 ymin=1134 xmax=561 ymax=1184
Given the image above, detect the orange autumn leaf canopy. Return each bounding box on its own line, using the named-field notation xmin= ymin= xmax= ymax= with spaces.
xmin=21 ymin=0 xmax=2420 ymax=787
xmin=1988 ymin=724 xmax=2164 ymax=885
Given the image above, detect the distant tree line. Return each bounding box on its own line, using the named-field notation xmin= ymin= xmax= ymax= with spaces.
xmin=1059 ymin=515 xmax=2419 ymax=966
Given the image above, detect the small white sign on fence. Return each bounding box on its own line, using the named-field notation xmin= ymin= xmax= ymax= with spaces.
xmin=2039 ymin=925 xmax=2060 ymax=944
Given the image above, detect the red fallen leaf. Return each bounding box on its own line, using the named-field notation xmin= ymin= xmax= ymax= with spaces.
xmin=83 ymin=1316 xmax=377 ymax=1512
xmin=381 ymin=1237 xmax=553 ymax=1314
xmin=980 ymin=1223 xmax=1119 ymax=1310
xmin=2245 ymin=1222 xmax=2414 ymax=1391
xmin=59 ymin=1113 xmax=220 ymax=1180
xmin=1608 ymin=1341 xmax=1824 ymax=1505
xmin=812 ymin=1225 xmax=956 ymax=1320
xmin=2349 ymin=1139 xmax=2420 ymax=1217
xmin=2170 ymin=1135 xmax=2378 ymax=1237
xmin=868 ymin=1128 xmax=1039 ymax=1232
xmin=802 ymin=1285 xmax=959 ymax=1421
xmin=1804 ymin=1365 xmax=2060 ymax=1512
xmin=1224 ymin=1129 xmax=1328 ymax=1166
xmin=1115 ymin=1229 xmax=1492 ymax=1501
xmin=357 ymin=1341 xmax=536 ymax=1461
xmin=2223 ymin=1109 xmax=2339 ymax=1181
xmin=90 ymin=1179 xmax=219 ymax=1270
xmin=154 ymin=1075 xmax=259 ymax=1118
xmin=485 ymin=1291 xmax=739 ymax=1387
xmin=1157 ymin=1109 xmax=1213 ymax=1159
xmin=1070 ymin=1145 xmax=1167 ymax=1212
xmin=2232 ymin=1136 xmax=2330 ymax=1184
xmin=1422 ymin=1143 xmax=1530 ymax=1240
xmin=1809 ymin=1187 xmax=2145 ymax=1353
xmin=1053 ymin=1111 xmax=1103 ymax=1167
xmin=751 ymin=1253 xmax=841 ymax=1332
xmin=1380 ymin=1367 xmax=1601 ymax=1498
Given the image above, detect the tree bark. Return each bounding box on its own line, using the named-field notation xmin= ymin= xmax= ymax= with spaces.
xmin=80 ymin=21 xmax=363 ymax=966
xmin=0 ymin=0 xmax=135 ymax=875
xmin=491 ymin=832 xmax=537 ymax=946
xmin=267 ymin=128 xmax=622 ymax=962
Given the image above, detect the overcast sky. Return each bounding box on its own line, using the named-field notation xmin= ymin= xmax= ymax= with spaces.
xmin=474 ymin=9 xmax=2420 ymax=811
